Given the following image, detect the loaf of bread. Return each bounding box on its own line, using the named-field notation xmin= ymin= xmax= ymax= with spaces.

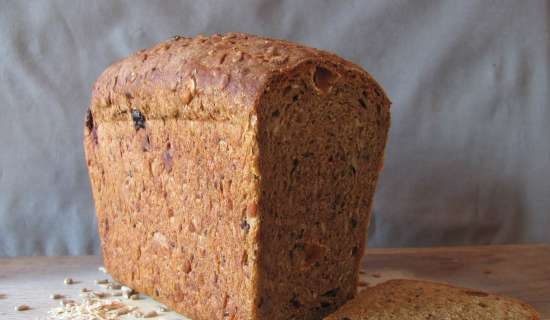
xmin=324 ymin=279 xmax=540 ymax=320
xmin=84 ymin=33 xmax=390 ymax=320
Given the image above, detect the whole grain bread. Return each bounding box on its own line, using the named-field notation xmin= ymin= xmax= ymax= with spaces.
xmin=84 ymin=32 xmax=391 ymax=320
xmin=324 ymin=279 xmax=540 ymax=320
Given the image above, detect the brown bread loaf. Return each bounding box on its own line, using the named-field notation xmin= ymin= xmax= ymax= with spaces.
xmin=84 ymin=33 xmax=391 ymax=320
xmin=324 ymin=279 xmax=540 ymax=320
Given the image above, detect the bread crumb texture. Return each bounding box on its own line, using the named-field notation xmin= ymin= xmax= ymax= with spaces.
xmin=85 ymin=32 xmax=391 ymax=320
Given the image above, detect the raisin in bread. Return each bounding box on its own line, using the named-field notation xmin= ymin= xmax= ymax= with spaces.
xmin=84 ymin=33 xmax=391 ymax=320
xmin=324 ymin=279 xmax=540 ymax=320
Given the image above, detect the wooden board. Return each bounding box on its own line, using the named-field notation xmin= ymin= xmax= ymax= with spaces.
xmin=0 ymin=245 xmax=548 ymax=319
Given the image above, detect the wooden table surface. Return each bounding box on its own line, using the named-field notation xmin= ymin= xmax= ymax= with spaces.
xmin=1 ymin=244 xmax=548 ymax=319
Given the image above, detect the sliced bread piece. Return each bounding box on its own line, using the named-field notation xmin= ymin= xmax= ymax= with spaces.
xmin=324 ymin=279 xmax=540 ymax=320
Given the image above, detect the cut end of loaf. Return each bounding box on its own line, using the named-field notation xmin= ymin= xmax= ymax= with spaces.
xmin=255 ymin=59 xmax=390 ymax=319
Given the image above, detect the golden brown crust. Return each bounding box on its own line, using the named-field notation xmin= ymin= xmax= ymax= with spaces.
xmin=90 ymin=32 xmax=388 ymax=123
xmin=85 ymin=33 xmax=391 ymax=320
xmin=324 ymin=279 xmax=541 ymax=320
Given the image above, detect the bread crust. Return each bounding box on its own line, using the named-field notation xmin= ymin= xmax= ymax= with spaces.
xmin=89 ymin=33 xmax=389 ymax=123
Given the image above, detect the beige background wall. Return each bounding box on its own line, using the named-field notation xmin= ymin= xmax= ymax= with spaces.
xmin=1 ymin=0 xmax=548 ymax=256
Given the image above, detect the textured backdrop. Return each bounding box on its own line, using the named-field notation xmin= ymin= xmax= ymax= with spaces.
xmin=1 ymin=0 xmax=549 ymax=256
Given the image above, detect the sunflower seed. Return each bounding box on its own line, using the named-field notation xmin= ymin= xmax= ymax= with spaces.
xmin=15 ymin=305 xmax=30 ymax=311
xmin=50 ymin=293 xmax=63 ymax=300
xmin=129 ymin=293 xmax=140 ymax=300
xmin=144 ymin=310 xmax=158 ymax=318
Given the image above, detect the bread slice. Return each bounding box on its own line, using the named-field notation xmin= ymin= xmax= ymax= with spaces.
xmin=84 ymin=33 xmax=391 ymax=320
xmin=324 ymin=279 xmax=540 ymax=320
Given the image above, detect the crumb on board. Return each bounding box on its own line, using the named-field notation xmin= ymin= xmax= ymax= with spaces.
xmin=50 ymin=293 xmax=64 ymax=300
xmin=15 ymin=304 xmax=30 ymax=311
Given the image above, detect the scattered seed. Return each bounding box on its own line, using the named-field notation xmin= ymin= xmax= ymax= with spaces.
xmin=98 ymin=266 xmax=107 ymax=273
xmin=95 ymin=279 xmax=109 ymax=285
xmin=131 ymin=310 xmax=144 ymax=317
xmin=50 ymin=293 xmax=63 ymax=300
xmin=60 ymin=299 xmax=75 ymax=306
xmin=121 ymin=285 xmax=135 ymax=298
xmin=15 ymin=304 xmax=30 ymax=311
xmin=121 ymin=285 xmax=133 ymax=293
xmin=64 ymin=278 xmax=74 ymax=285
xmin=91 ymin=291 xmax=108 ymax=298
xmin=371 ymin=273 xmax=381 ymax=278
xmin=80 ymin=287 xmax=90 ymax=293
xmin=115 ymin=306 xmax=132 ymax=316
xmin=157 ymin=305 xmax=169 ymax=312
xmin=108 ymin=283 xmax=122 ymax=290
xmin=143 ymin=310 xmax=158 ymax=318
xmin=129 ymin=293 xmax=140 ymax=300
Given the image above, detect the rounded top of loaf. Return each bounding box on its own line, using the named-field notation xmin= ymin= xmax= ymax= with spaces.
xmin=90 ymin=32 xmax=387 ymax=122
